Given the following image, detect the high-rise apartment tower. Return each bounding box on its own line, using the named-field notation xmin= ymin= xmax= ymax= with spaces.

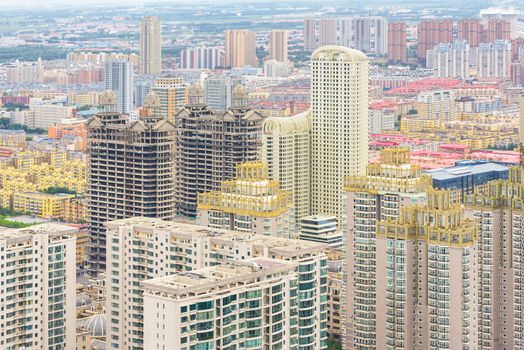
xmin=225 ymin=29 xmax=257 ymax=68
xmin=269 ymin=30 xmax=289 ymax=62
xmin=311 ymin=46 xmax=369 ymax=224
xmin=387 ymin=22 xmax=407 ymax=63
xmin=104 ymin=60 xmax=133 ymax=115
xmin=139 ymin=16 xmax=162 ymax=74
xmin=86 ymin=91 xmax=176 ymax=273
xmin=175 ymin=84 xmax=263 ymax=218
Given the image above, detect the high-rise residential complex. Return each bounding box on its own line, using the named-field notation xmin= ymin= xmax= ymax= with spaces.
xmin=417 ymin=20 xmax=453 ymax=61
xmin=311 ymin=46 xmax=369 ymax=224
xmin=0 ymin=223 xmax=77 ymax=349
xmin=464 ymin=168 xmax=524 ymax=348
xmin=143 ymin=260 xmax=301 ymax=349
xmin=457 ymin=19 xmax=483 ymax=47
xmin=19 ymin=103 xmax=75 ymax=129
xmin=368 ymin=108 xmax=396 ymax=134
xmin=511 ymin=37 xmax=524 ymax=61
xmin=86 ymin=91 xmax=176 ymax=273
xmin=197 ymin=162 xmax=296 ymax=238
xmin=485 ymin=19 xmax=511 ymax=42
xmin=269 ymin=29 xmax=289 ymax=62
xmin=264 ymin=59 xmax=290 ymax=77
xmin=106 ymin=217 xmax=328 ymax=350
xmin=387 ymin=22 xmax=407 ymax=63
xmin=426 ymin=40 xmax=471 ymax=78
xmin=262 ymin=111 xmax=311 ymax=224
xmin=304 ymin=18 xmax=317 ymax=51
xmin=104 ymin=60 xmax=133 ymax=114
xmin=342 ymin=148 xmax=429 ymax=349
xmin=319 ymin=18 xmax=338 ymax=46
xmin=354 ymin=17 xmax=388 ymax=55
xmin=203 ymin=74 xmax=244 ymax=111
xmin=152 ymin=77 xmax=186 ymax=120
xmin=134 ymin=79 xmax=152 ymax=108
xmin=512 ymin=62 xmax=524 ymax=88
xmin=476 ymin=40 xmax=511 ymax=78
xmin=139 ymin=16 xmax=162 ymax=74
xmin=338 ymin=18 xmax=353 ymax=48
xmin=175 ymin=84 xmax=263 ymax=218
xmin=480 ymin=7 xmax=519 ymax=39
xmin=179 ymin=46 xmax=223 ymax=69
xmin=224 ymin=29 xmax=257 ymax=68
xmin=415 ymin=89 xmax=456 ymax=121
xmin=375 ymin=188 xmax=477 ymax=349
xmin=426 ymin=39 xmax=511 ymax=79
xmin=5 ymin=58 xmax=44 ymax=84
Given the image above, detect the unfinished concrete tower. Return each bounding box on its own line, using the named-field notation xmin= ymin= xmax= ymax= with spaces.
xmin=175 ymin=83 xmax=264 ymax=218
xmin=86 ymin=90 xmax=176 ymax=274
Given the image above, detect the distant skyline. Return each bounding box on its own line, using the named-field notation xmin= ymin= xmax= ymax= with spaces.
xmin=1 ymin=0 xmax=521 ymax=9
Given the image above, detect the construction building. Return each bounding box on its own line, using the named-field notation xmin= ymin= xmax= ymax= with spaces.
xmin=197 ymin=162 xmax=295 ymax=238
xmin=175 ymin=84 xmax=263 ymax=218
xmin=86 ymin=90 xmax=176 ymax=274
xmin=106 ymin=217 xmax=328 ymax=350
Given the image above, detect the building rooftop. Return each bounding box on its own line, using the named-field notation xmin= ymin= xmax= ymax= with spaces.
xmin=106 ymin=217 xmax=327 ymax=256
xmin=425 ymin=162 xmax=509 ymax=181
xmin=0 ymin=222 xmax=78 ymax=241
xmin=142 ymin=258 xmax=295 ymax=295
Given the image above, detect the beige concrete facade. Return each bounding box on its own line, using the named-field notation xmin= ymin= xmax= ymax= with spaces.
xmin=139 ymin=16 xmax=162 ymax=74
xmin=311 ymin=46 xmax=369 ymax=224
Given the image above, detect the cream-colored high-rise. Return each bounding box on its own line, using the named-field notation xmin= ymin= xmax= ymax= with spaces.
xmin=262 ymin=111 xmax=311 ymax=224
xmin=140 ymin=16 xmax=162 ymax=74
xmin=311 ymin=46 xmax=369 ymax=224
xmin=225 ymin=29 xmax=257 ymax=68
xmin=269 ymin=30 xmax=289 ymax=62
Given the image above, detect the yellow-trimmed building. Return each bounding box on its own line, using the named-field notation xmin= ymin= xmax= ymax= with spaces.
xmin=197 ymin=162 xmax=296 ymax=238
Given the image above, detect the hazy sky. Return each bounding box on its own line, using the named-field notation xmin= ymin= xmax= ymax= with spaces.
xmin=0 ymin=0 xmax=254 ymax=6
xmin=2 ymin=0 xmax=161 ymax=6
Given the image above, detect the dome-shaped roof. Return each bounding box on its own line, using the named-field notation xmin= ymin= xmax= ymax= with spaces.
xmin=311 ymin=45 xmax=368 ymax=62
xmin=99 ymin=90 xmax=117 ymax=106
xmin=144 ymin=91 xmax=160 ymax=108
xmin=85 ymin=313 xmax=106 ymax=337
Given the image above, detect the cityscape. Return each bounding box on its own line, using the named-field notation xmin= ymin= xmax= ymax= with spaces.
xmin=0 ymin=0 xmax=523 ymax=349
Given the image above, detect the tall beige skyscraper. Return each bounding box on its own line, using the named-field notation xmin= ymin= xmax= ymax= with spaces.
xmin=269 ymin=29 xmax=289 ymax=62
xmin=262 ymin=111 xmax=311 ymax=224
xmin=311 ymin=46 xmax=369 ymax=224
xmin=140 ymin=16 xmax=162 ymax=74
xmin=225 ymin=29 xmax=257 ymax=68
